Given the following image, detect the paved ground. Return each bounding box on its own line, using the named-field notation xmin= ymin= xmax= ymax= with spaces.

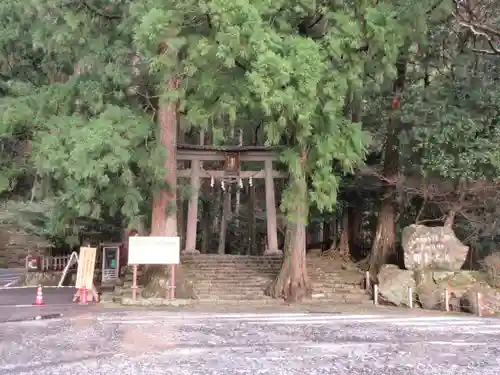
xmin=1 ymin=310 xmax=500 ymax=374
xmin=0 ymin=287 xmax=94 ymax=322
xmin=0 ymin=268 xmax=25 ymax=287
xmin=0 ymin=287 xmax=76 ymax=306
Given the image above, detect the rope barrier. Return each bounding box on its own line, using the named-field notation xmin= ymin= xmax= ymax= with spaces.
xmin=370 ymin=283 xmax=483 ymax=317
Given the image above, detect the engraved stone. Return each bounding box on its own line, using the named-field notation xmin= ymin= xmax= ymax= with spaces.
xmin=402 ymin=224 xmax=468 ymax=271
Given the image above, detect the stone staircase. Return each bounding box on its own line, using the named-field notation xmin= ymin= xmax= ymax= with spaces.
xmin=118 ymin=254 xmax=371 ymax=305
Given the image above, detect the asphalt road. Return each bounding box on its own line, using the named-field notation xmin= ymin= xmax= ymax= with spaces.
xmin=1 ymin=311 xmax=500 ymax=374
xmin=0 ymin=287 xmax=76 ymax=306
xmin=0 ymin=287 xmax=97 ymax=323
xmin=0 ymin=268 xmax=25 ymax=287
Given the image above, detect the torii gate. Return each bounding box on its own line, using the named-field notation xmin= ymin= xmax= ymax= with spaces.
xmin=177 ymin=145 xmax=286 ymax=255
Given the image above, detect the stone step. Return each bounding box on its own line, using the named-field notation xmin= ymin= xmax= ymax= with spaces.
xmin=115 ymin=288 xmax=369 ymax=302
xmin=181 ymin=257 xmax=283 ymax=263
xmin=193 ymin=289 xmax=364 ymax=299
xmin=196 ymin=298 xmax=281 ymax=305
xmin=181 ymin=262 xmax=282 ymax=268
xmin=181 ymin=268 xmax=360 ymax=275
xmin=197 ymin=293 xmax=271 ymax=301
xmin=194 ymin=293 xmax=371 ymax=303
xmin=124 ymin=276 xmax=362 ymax=287
xmin=194 ymin=290 xmax=366 ymax=299
xmin=192 ymin=284 xmax=364 ymax=293
xmin=184 ymin=277 xmax=360 ymax=287
xmin=181 ymin=267 xmax=358 ymax=272
xmin=186 ymin=280 xmax=361 ymax=286
xmin=194 ymin=298 xmax=374 ymax=306
xmin=189 ymin=284 xmax=361 ymax=293
xmin=183 ymin=258 xmax=352 ymax=265
xmin=181 ymin=265 xmax=354 ymax=277
xmin=181 ymin=268 xmax=280 ymax=273
xmin=183 ymin=261 xmax=352 ymax=265
xmin=119 ymin=282 xmax=364 ymax=293
xmin=181 ymin=263 xmax=352 ymax=268
xmin=181 ymin=275 xmax=276 ymax=280
xmin=194 ymin=287 xmax=267 ymax=292
xmin=181 ymin=270 xmax=278 ymax=275
xmin=182 ymin=268 xmax=361 ymax=275
xmin=120 ymin=281 xmax=365 ymax=293
xmin=126 ymin=266 xmax=361 ymax=275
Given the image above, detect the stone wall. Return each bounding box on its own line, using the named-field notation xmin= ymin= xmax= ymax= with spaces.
xmin=0 ymin=225 xmax=51 ymax=268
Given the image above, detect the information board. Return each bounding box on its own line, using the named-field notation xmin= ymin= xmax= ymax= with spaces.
xmin=128 ymin=236 xmax=180 ymax=265
xmin=75 ymin=246 xmax=97 ymax=290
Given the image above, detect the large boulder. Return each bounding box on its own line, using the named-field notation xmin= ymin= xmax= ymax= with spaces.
xmin=140 ymin=266 xmax=197 ymax=300
xmin=460 ymin=282 xmax=500 ymax=316
xmin=415 ymin=275 xmax=444 ymax=310
xmin=378 ymin=264 xmax=415 ymax=307
xmin=415 ymin=270 xmax=480 ymax=311
xmin=402 ymin=224 xmax=468 ymax=271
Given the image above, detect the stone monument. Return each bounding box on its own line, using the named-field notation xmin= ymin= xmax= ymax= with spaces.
xmin=402 ymin=224 xmax=468 ymax=271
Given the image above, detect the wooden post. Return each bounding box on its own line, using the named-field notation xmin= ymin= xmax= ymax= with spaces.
xmin=132 ymin=264 xmax=138 ymax=301
xmin=444 ymin=288 xmax=449 ymax=312
xmin=263 ymin=159 xmax=280 ymax=255
xmin=169 ymin=264 xmax=175 ymax=300
xmin=373 ymin=284 xmax=379 ymax=305
xmin=476 ymin=292 xmax=482 ymax=317
xmin=408 ymin=286 xmax=413 ymax=309
xmin=365 ymin=271 xmax=370 ymax=290
xmin=183 ymin=158 xmax=201 ymax=254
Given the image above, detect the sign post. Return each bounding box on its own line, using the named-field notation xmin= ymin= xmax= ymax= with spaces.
xmin=73 ymin=246 xmax=99 ymax=303
xmin=58 ymin=251 xmax=79 ymax=287
xmin=128 ymin=236 xmax=180 ymax=301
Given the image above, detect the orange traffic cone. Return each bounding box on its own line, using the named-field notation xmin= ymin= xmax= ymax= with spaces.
xmin=33 ymin=285 xmax=45 ymax=306
xmin=79 ymin=286 xmax=88 ymax=305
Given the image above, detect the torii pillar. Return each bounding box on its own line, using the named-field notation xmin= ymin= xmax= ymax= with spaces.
xmin=183 ymin=158 xmax=201 ymax=254
xmin=263 ymin=159 xmax=282 ymax=255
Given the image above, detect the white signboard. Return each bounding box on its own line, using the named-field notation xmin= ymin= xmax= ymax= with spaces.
xmin=128 ymin=236 xmax=180 ymax=265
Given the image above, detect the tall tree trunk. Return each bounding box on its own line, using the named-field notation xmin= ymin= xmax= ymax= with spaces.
xmin=143 ymin=77 xmax=179 ymax=296
xmin=322 ymin=216 xmax=337 ymax=251
xmin=266 ymin=151 xmax=311 ymax=302
xmin=150 ymin=81 xmax=178 ymax=237
xmin=368 ymin=51 xmax=407 ymax=276
xmin=337 ymin=208 xmax=350 ymax=258
xmin=348 ymin=195 xmax=363 ymax=259
xmin=369 ymin=196 xmax=396 ymax=274
xmin=177 ymin=122 xmax=186 ymax=248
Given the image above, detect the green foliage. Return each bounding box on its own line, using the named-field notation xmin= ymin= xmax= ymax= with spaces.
xmin=403 ymin=59 xmax=500 ymax=181
xmin=0 ymin=0 xmax=161 ymax=238
xmin=2 ymin=0 xmax=499 ymax=247
xmin=131 ymin=0 xmax=404 ymax=219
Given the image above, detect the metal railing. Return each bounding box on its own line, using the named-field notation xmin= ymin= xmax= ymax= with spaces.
xmin=365 ymin=271 xmax=485 ymax=317
xmin=25 ymin=255 xmax=76 ymax=272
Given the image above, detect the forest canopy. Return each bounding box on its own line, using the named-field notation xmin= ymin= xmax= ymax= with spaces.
xmin=0 ymin=0 xmax=500 ymax=298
